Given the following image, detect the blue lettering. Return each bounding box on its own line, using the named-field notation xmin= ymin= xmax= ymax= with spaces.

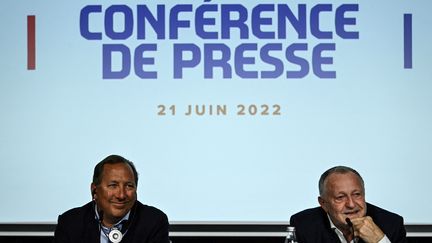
xmin=137 ymin=5 xmax=166 ymax=39
xmin=286 ymin=43 xmax=309 ymax=78
xmin=260 ymin=43 xmax=283 ymax=78
xmin=134 ymin=44 xmax=157 ymax=79
xmin=336 ymin=4 xmax=359 ymax=39
xmin=105 ymin=5 xmax=134 ymax=40
xmin=311 ymin=4 xmax=333 ymax=39
xmin=195 ymin=4 xmax=218 ymax=39
xmin=204 ymin=44 xmax=232 ymax=78
xmin=277 ymin=4 xmax=307 ymax=39
xmin=169 ymin=5 xmax=192 ymax=39
xmin=252 ymin=5 xmax=275 ymax=39
xmin=313 ymin=43 xmax=336 ymax=78
xmin=103 ymin=44 xmax=131 ymax=79
xmin=221 ymin=4 xmax=248 ymax=39
xmin=235 ymin=44 xmax=258 ymax=78
xmin=173 ymin=44 xmax=201 ymax=79
xmin=80 ymin=5 xmax=102 ymax=40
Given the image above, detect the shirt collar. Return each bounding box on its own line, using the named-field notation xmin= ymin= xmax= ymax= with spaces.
xmin=94 ymin=204 xmax=131 ymax=228
xmin=327 ymin=214 xmax=358 ymax=243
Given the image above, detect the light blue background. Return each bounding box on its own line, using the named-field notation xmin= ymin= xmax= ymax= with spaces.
xmin=1 ymin=1 xmax=431 ymax=224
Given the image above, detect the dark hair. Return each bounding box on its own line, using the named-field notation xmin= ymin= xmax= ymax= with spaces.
xmin=318 ymin=165 xmax=364 ymax=196
xmin=92 ymin=155 xmax=139 ymax=186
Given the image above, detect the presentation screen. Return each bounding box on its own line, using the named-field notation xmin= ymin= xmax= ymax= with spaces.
xmin=1 ymin=0 xmax=431 ymax=224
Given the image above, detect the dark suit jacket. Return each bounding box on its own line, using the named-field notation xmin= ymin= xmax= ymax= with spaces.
xmin=289 ymin=203 xmax=408 ymax=243
xmin=54 ymin=201 xmax=169 ymax=243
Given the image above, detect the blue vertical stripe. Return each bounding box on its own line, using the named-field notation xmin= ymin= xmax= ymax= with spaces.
xmin=404 ymin=14 xmax=412 ymax=69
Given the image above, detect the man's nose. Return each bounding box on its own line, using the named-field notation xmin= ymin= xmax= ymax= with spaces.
xmin=116 ymin=186 xmax=127 ymax=199
xmin=345 ymin=196 xmax=356 ymax=208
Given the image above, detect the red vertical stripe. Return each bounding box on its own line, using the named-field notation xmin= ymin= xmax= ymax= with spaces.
xmin=27 ymin=15 xmax=36 ymax=70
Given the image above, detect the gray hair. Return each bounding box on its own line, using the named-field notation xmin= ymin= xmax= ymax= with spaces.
xmin=318 ymin=165 xmax=364 ymax=196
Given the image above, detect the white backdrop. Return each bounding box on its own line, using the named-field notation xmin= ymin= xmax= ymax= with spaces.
xmin=1 ymin=0 xmax=431 ymax=224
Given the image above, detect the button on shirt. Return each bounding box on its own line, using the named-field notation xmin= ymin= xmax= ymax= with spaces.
xmin=327 ymin=215 xmax=391 ymax=243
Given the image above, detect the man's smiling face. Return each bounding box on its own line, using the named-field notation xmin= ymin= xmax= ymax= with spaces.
xmin=318 ymin=171 xmax=366 ymax=230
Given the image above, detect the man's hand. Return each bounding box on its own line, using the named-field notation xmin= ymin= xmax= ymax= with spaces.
xmin=351 ymin=216 xmax=385 ymax=243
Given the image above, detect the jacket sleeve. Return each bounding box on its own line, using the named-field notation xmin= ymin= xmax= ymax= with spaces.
xmin=53 ymin=214 xmax=71 ymax=243
xmin=290 ymin=214 xmax=307 ymax=243
xmin=148 ymin=212 xmax=170 ymax=243
xmin=389 ymin=216 xmax=408 ymax=243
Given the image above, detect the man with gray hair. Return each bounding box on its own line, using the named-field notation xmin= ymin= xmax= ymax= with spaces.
xmin=290 ymin=166 xmax=407 ymax=243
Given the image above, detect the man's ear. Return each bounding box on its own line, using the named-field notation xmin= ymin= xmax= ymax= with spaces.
xmin=318 ymin=196 xmax=327 ymax=212
xmin=91 ymin=184 xmax=97 ymax=200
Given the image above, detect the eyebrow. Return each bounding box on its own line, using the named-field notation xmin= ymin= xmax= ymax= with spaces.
xmin=108 ymin=180 xmax=136 ymax=185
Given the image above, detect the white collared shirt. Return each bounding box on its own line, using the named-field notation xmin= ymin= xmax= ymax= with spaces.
xmin=327 ymin=215 xmax=391 ymax=243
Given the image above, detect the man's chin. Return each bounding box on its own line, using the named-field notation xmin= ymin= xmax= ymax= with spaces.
xmin=107 ymin=212 xmax=126 ymax=221
xmin=109 ymin=207 xmax=128 ymax=216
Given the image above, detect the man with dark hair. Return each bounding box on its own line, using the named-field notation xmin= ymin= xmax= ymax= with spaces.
xmin=290 ymin=165 xmax=407 ymax=243
xmin=54 ymin=155 xmax=170 ymax=243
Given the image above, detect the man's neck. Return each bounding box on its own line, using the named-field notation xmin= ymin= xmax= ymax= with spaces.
xmin=95 ymin=205 xmax=131 ymax=228
xmin=102 ymin=218 xmax=119 ymax=228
